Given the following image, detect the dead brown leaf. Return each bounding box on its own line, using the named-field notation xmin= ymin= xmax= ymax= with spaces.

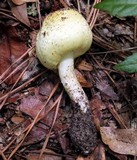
xmin=0 ymin=24 xmax=28 ymax=83
xmin=96 ymin=80 xmax=118 ymax=101
xmin=90 ymin=95 xmax=106 ymax=129
xmin=24 ymin=125 xmax=47 ymax=143
xmin=77 ymin=144 xmax=106 ymax=160
xmin=12 ymin=0 xmax=36 ymax=5
xmin=77 ymin=60 xmax=93 ymax=71
xmin=18 ymin=86 xmax=59 ymax=127
xmin=26 ymin=149 xmax=62 ymax=160
xmin=11 ymin=115 xmax=24 ymax=124
xmin=19 ymin=94 xmax=45 ymax=119
xmin=100 ymin=127 xmax=137 ymax=156
xmin=75 ymin=69 xmax=92 ymax=88
xmin=10 ymin=2 xmax=31 ymax=27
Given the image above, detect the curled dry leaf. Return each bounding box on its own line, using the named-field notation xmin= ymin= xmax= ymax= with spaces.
xmin=90 ymin=95 xmax=106 ymax=129
xmin=11 ymin=115 xmax=24 ymax=124
xmin=77 ymin=59 xmax=93 ymax=71
xmin=76 ymin=156 xmax=84 ymax=160
xmin=96 ymin=80 xmax=118 ymax=101
xmin=75 ymin=69 xmax=92 ymax=88
xmin=26 ymin=149 xmax=62 ymax=160
xmin=100 ymin=127 xmax=137 ymax=156
xmin=76 ymin=143 xmax=106 ymax=160
xmin=10 ymin=3 xmax=31 ymax=27
xmin=12 ymin=0 xmax=37 ymax=5
xmin=0 ymin=24 xmax=28 ymax=84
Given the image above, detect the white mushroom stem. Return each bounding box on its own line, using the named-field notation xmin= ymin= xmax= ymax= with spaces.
xmin=58 ymin=53 xmax=89 ymax=113
xmin=36 ymin=9 xmax=93 ymax=113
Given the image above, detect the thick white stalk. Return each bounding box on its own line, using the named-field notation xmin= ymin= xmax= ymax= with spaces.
xmin=58 ymin=54 xmax=90 ymax=113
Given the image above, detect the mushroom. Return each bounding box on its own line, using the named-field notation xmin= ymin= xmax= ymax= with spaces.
xmin=36 ymin=8 xmax=97 ymax=154
xmin=36 ymin=8 xmax=92 ymax=113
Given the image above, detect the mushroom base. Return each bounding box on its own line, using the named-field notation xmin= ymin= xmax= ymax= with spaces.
xmin=69 ymin=107 xmax=98 ymax=155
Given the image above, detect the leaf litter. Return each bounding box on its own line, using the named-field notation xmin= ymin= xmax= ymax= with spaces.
xmin=0 ymin=24 xmax=28 ymax=84
xmin=0 ymin=0 xmax=137 ymax=160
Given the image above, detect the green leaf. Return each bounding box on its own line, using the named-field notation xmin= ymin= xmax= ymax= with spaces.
xmin=114 ymin=53 xmax=137 ymax=73
xmin=94 ymin=0 xmax=137 ymax=17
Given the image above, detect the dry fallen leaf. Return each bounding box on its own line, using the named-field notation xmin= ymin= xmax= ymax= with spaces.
xmin=90 ymin=95 xmax=106 ymax=129
xmin=12 ymin=0 xmax=36 ymax=5
xmin=11 ymin=115 xmax=24 ymax=124
xmin=25 ymin=125 xmax=47 ymax=143
xmin=26 ymin=149 xmax=62 ymax=160
xmin=100 ymin=127 xmax=137 ymax=156
xmin=0 ymin=24 xmax=28 ymax=83
xmin=18 ymin=88 xmax=60 ymax=127
xmin=77 ymin=144 xmax=106 ymax=160
xmin=96 ymin=80 xmax=118 ymax=101
xmin=10 ymin=2 xmax=31 ymax=27
xmin=19 ymin=95 xmax=45 ymax=119
xmin=75 ymin=69 xmax=92 ymax=88
xmin=77 ymin=59 xmax=93 ymax=71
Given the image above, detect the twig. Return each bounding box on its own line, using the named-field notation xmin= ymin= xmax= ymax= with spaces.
xmin=36 ymin=0 xmax=42 ymax=28
xmin=0 ymin=71 xmax=45 ymax=102
xmin=77 ymin=0 xmax=81 ymax=13
xmin=39 ymin=91 xmax=63 ymax=160
xmin=59 ymin=0 xmax=69 ymax=8
xmin=0 ymin=64 xmax=29 ymax=110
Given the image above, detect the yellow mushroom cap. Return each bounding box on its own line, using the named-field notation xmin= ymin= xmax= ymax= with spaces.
xmin=36 ymin=8 xmax=92 ymax=70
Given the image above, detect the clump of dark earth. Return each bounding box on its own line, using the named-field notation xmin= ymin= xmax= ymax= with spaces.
xmin=69 ymin=107 xmax=98 ymax=155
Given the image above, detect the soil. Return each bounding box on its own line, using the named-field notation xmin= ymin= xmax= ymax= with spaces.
xmin=69 ymin=107 xmax=98 ymax=155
